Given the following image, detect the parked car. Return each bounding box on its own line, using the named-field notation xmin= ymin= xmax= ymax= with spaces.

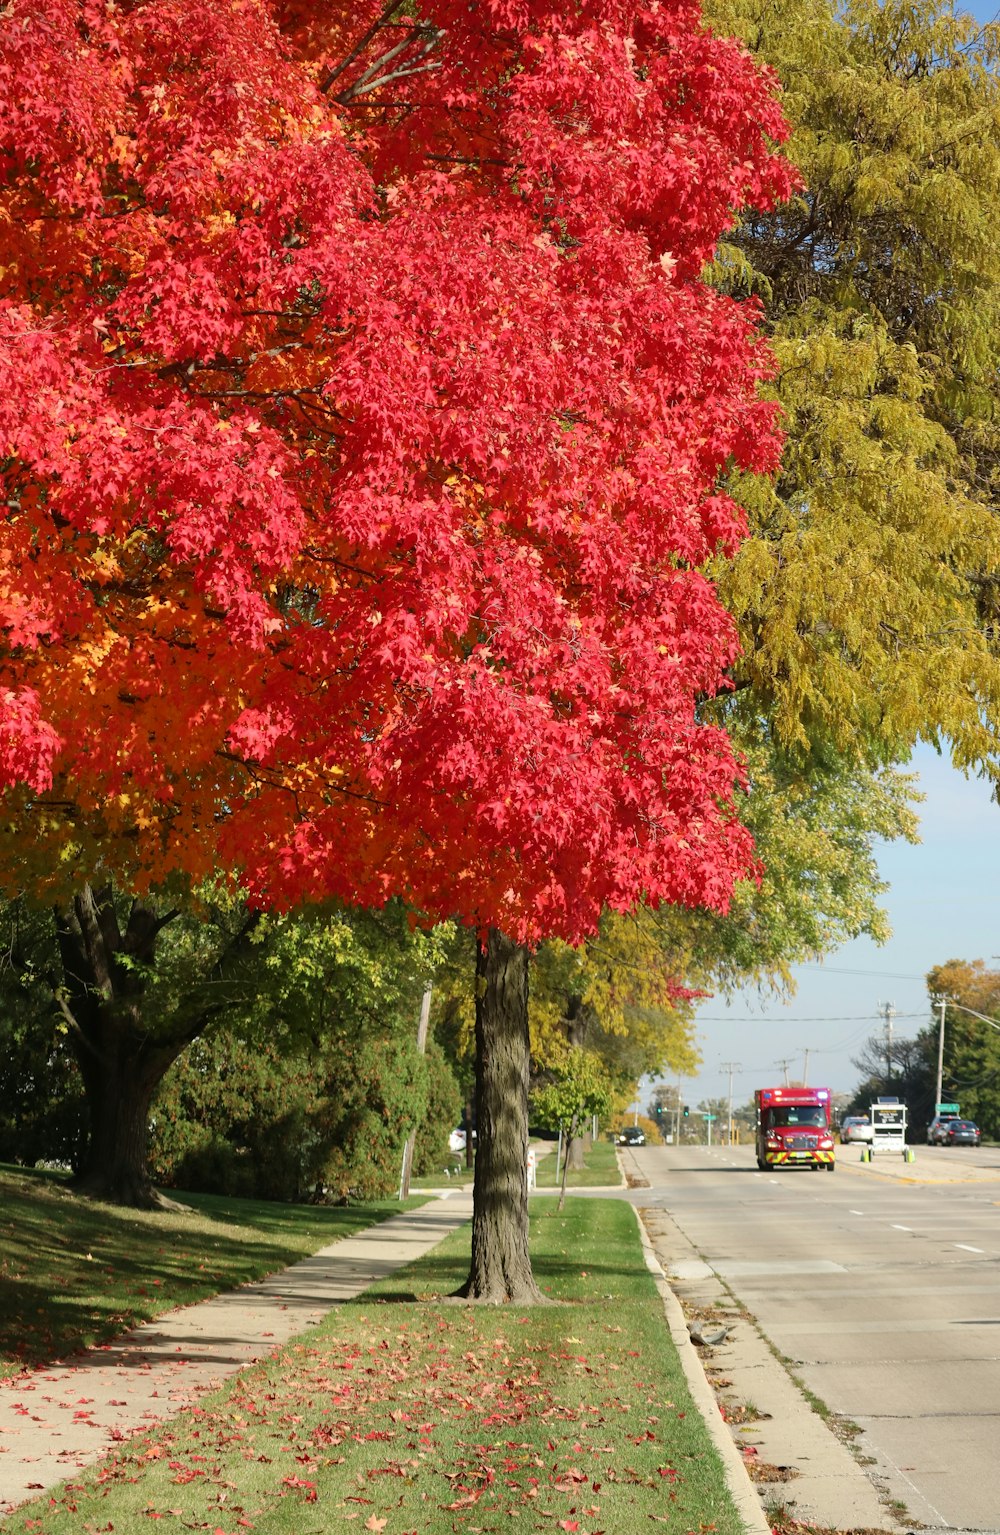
xmin=927 ymin=1115 xmax=961 ymax=1145
xmin=618 ymin=1126 xmax=646 ymax=1146
xmin=943 ymin=1119 xmax=981 ymax=1146
xmin=839 ymin=1116 xmax=873 ymax=1144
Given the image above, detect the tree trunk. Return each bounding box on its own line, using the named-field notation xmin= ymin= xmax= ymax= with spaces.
xmin=567 ymin=1122 xmax=592 ymax=1173
xmin=566 ymin=996 xmax=587 ymax=1171
xmin=456 ymin=929 xmax=548 ymax=1304
xmin=54 ymin=884 xmax=184 ymax=1210
xmin=72 ymin=1037 xmax=180 ymax=1207
xmin=557 ymin=1112 xmax=576 ymax=1212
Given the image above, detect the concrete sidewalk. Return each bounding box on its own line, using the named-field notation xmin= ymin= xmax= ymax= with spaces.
xmin=0 ymin=1193 xmax=473 ymax=1515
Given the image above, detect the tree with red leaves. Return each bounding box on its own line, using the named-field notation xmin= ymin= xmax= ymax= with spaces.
xmin=1 ymin=0 xmax=790 ymax=1283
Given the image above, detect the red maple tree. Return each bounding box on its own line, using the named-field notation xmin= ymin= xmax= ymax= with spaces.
xmin=1 ymin=0 xmax=791 ymax=1272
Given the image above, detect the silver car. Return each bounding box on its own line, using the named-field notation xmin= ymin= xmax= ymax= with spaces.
xmin=840 ymin=1116 xmax=873 ymax=1144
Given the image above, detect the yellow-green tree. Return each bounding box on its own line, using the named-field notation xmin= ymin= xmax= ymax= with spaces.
xmin=705 ymin=0 xmax=1000 ymax=775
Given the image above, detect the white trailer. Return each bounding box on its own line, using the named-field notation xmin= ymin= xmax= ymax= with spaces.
xmin=860 ymin=1097 xmax=915 ymax=1163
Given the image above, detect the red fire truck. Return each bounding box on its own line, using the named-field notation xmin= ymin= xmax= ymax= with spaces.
xmin=754 ymin=1087 xmax=836 ymax=1171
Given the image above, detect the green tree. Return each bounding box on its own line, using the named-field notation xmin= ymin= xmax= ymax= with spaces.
xmin=0 ymin=891 xmax=450 ymax=1205
xmin=151 ymin=1028 xmax=436 ymax=1202
xmin=412 ymin=1041 xmax=464 ymax=1179
xmin=922 ymin=961 xmax=1000 ymax=1139
xmin=531 ymin=1052 xmax=615 ymax=1210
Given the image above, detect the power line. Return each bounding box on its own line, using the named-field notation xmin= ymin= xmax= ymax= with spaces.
xmin=695 ymin=1011 xmax=927 ymax=1023
xmin=799 ymin=964 xmax=925 ymax=980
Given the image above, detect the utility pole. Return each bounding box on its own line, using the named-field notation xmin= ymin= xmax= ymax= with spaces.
xmin=878 ymin=1000 xmax=896 ymax=1087
xmin=802 ymin=1048 xmax=810 ymax=1087
xmin=720 ymin=1061 xmax=740 ymax=1145
xmin=935 ymin=996 xmax=946 ymax=1113
xmin=674 ymin=1079 xmax=682 ymax=1144
xmin=774 ymin=1058 xmax=793 ymax=1086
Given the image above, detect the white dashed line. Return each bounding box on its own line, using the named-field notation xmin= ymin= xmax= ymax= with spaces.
xmin=955 ymin=1244 xmax=985 ymax=1253
xmin=849 ymin=1209 xmax=865 ymax=1216
xmin=891 ymin=1224 xmax=912 ymax=1232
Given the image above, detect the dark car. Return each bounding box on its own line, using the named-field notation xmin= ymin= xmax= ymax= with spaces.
xmin=618 ymin=1126 xmax=646 ymax=1146
xmin=943 ymin=1119 xmax=981 ymax=1146
xmin=927 ymin=1114 xmax=961 ymax=1145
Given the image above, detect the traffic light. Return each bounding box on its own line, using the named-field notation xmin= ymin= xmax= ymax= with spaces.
xmin=683 ymin=1105 xmax=689 ymax=1117
xmin=655 ymin=1105 xmax=662 ymax=1118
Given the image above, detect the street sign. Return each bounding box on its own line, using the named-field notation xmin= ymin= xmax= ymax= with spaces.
xmin=703 ymin=1113 xmax=716 ymax=1121
xmin=936 ymin=1102 xmax=960 ymax=1115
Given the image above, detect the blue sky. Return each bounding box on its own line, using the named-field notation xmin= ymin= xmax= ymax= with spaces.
xmin=684 ymin=745 xmax=1000 ymax=1110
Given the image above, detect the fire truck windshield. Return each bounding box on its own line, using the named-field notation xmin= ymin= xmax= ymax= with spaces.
xmin=766 ymin=1106 xmax=826 ymax=1128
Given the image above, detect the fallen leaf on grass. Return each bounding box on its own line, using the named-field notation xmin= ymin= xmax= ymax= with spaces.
xmin=364 ymin=1518 xmax=387 ymax=1532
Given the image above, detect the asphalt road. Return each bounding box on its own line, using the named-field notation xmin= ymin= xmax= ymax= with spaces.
xmin=627 ymin=1141 xmax=1000 ymax=1533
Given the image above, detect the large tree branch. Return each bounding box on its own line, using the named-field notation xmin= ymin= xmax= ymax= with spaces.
xmin=337 ymin=55 xmax=443 ymax=103
xmin=319 ymin=0 xmax=409 ymax=94
xmin=321 ymin=12 xmax=446 ymax=107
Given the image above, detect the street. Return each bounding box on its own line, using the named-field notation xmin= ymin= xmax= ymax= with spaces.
xmin=627 ymin=1141 xmax=1000 ymax=1532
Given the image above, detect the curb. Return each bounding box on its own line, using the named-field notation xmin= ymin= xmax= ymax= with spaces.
xmin=630 ymin=1205 xmax=773 ymax=1535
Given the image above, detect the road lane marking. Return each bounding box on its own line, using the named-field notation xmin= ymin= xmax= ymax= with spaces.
xmin=849 ymin=1209 xmax=865 ymax=1215
xmin=955 ymin=1243 xmax=985 ymax=1253
xmin=891 ymin=1223 xmax=912 ymax=1231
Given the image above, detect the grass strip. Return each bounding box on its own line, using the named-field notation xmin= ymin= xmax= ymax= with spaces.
xmin=532 ymin=1138 xmax=621 ymax=1189
xmin=5 ymin=1197 xmax=745 ymax=1535
xmin=0 ymin=1165 xmax=425 ymax=1379
xmin=410 ymin=1136 xmax=620 ymax=1194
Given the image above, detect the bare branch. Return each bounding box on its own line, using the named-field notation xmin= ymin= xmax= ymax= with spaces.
xmin=338 ymin=56 xmax=444 ymax=103
xmin=319 ymin=0 xmax=408 ymax=94
xmin=333 ymin=25 xmax=446 ymax=106
xmin=342 ymin=24 xmax=430 ymax=96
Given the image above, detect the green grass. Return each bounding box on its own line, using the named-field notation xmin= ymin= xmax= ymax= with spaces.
xmin=0 ymin=1164 xmax=426 ymax=1379
xmin=410 ymin=1136 xmax=620 ymax=1193
xmin=3 ymin=1197 xmax=745 ymax=1535
xmin=533 ymin=1135 xmax=621 ymax=1188
xmin=409 ymin=1163 xmax=474 ymax=1191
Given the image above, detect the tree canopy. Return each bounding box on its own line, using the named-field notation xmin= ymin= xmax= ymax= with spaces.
xmin=2 ymin=0 xmax=792 ymax=946
xmin=704 ymin=0 xmax=1000 ymax=778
